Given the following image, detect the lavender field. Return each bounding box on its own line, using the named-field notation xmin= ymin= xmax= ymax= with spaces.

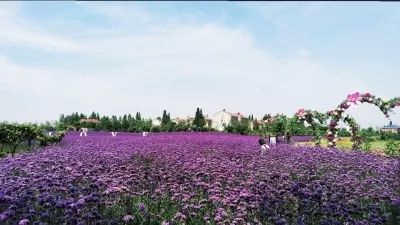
xmin=0 ymin=132 xmax=399 ymax=225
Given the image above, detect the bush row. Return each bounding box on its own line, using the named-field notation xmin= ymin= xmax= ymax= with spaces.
xmin=0 ymin=123 xmax=65 ymax=157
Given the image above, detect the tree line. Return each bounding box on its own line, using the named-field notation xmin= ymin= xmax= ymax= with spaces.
xmin=0 ymin=123 xmax=65 ymax=158
xmin=57 ymin=108 xmax=213 ymax=133
xmin=56 ymin=109 xmax=327 ymax=138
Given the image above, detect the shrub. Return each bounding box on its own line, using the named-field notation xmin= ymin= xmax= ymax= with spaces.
xmin=0 ymin=151 xmax=6 ymax=158
xmin=385 ymin=141 xmax=400 ymax=157
xmin=363 ymin=141 xmax=372 ymax=152
xmin=151 ymin=126 xmax=160 ymax=133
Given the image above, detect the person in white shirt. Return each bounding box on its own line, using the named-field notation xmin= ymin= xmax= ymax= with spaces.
xmin=258 ymin=138 xmax=270 ymax=155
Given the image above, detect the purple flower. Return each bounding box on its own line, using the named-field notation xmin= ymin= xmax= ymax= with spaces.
xmin=123 ymin=215 xmax=134 ymax=222
xmin=19 ymin=219 xmax=29 ymax=225
xmin=0 ymin=132 xmax=397 ymax=224
xmin=138 ymin=202 xmax=146 ymax=212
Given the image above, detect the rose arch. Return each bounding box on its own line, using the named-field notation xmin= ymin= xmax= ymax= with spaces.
xmin=327 ymin=92 xmax=393 ymax=149
xmin=295 ymin=109 xmax=328 ymax=146
xmin=295 ymin=109 xmax=359 ymax=148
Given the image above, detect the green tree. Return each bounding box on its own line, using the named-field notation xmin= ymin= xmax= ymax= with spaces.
xmin=192 ymin=107 xmax=206 ymax=131
xmin=161 ymin=110 xmax=171 ymax=126
xmin=253 ymin=119 xmax=260 ymax=131
xmin=385 ymin=141 xmax=400 ymax=156
xmin=337 ymin=128 xmax=351 ymax=137
xmin=121 ymin=114 xmax=129 ymax=131
xmin=89 ymin=111 xmax=97 ymax=119
xmin=112 ymin=115 xmax=121 ymax=131
xmin=271 ymin=115 xmax=306 ymax=143
xmin=135 ymin=112 xmax=142 ymax=121
xmin=263 ymin=113 xmax=272 ymax=121
xmin=0 ymin=123 xmax=7 ymax=152
xmin=225 ymin=120 xmax=250 ymax=135
xmin=20 ymin=124 xmax=38 ymax=148
xmin=5 ymin=124 xmax=23 ymax=157
xmin=100 ymin=116 xmax=112 ymax=131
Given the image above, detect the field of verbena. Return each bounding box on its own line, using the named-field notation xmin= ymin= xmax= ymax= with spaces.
xmin=0 ymin=132 xmax=399 ymax=225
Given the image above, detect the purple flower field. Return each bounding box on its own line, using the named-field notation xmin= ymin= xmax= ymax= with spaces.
xmin=0 ymin=132 xmax=399 ymax=225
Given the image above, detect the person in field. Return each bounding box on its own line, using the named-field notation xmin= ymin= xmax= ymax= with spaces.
xmin=258 ymin=138 xmax=270 ymax=155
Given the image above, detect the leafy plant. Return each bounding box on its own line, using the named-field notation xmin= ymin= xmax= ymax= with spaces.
xmin=385 ymin=141 xmax=400 ymax=157
xmin=363 ymin=141 xmax=372 ymax=152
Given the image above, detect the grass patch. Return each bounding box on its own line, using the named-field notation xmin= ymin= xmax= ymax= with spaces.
xmin=297 ymin=138 xmax=400 ymax=155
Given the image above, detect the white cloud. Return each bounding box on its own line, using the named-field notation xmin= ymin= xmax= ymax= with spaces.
xmin=0 ymin=4 xmax=80 ymax=52
xmin=0 ymin=3 xmax=396 ymax=128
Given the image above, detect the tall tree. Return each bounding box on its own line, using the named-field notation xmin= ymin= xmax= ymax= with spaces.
xmin=111 ymin=115 xmax=120 ymax=131
xmin=192 ymin=107 xmax=206 ymax=131
xmin=263 ymin=113 xmax=272 ymax=121
xmin=161 ymin=110 xmax=170 ymax=126
xmin=253 ymin=119 xmax=260 ymax=131
xmin=121 ymin=114 xmax=129 ymax=131
xmin=135 ymin=112 xmax=142 ymax=121
xmin=59 ymin=114 xmax=65 ymax=123
xmin=89 ymin=111 xmax=97 ymax=119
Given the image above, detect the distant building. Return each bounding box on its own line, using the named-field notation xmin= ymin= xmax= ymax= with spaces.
xmin=203 ymin=114 xmax=213 ymax=128
xmin=211 ymin=109 xmax=250 ymax=131
xmin=79 ymin=118 xmax=100 ymax=124
xmin=380 ymin=121 xmax=400 ymax=133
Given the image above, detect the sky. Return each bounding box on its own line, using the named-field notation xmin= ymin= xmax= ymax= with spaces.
xmin=0 ymin=2 xmax=399 ymax=128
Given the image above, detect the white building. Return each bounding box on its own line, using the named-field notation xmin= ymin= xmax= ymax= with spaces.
xmin=211 ymin=109 xmax=249 ymax=131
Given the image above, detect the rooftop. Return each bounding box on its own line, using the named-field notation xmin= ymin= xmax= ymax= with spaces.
xmin=80 ymin=118 xmax=100 ymax=123
xmin=382 ymin=121 xmax=400 ymax=129
xmin=220 ymin=109 xmax=245 ymax=118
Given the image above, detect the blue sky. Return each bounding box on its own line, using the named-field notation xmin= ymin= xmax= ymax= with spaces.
xmin=0 ymin=2 xmax=399 ymax=127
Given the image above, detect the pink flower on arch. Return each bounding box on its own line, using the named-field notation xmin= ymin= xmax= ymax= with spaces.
xmin=347 ymin=92 xmax=362 ymax=104
xmin=296 ymin=109 xmax=306 ymax=119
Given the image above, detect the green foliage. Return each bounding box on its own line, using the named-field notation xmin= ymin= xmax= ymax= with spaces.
xmin=262 ymin=113 xmax=272 ymax=120
xmin=161 ymin=110 xmax=171 ymax=126
xmin=100 ymin=116 xmax=113 ymax=131
xmin=192 ymin=107 xmax=206 ymax=131
xmin=174 ymin=121 xmax=189 ymax=132
xmin=385 ymin=141 xmax=400 ymax=157
xmin=135 ymin=112 xmax=142 ymax=121
xmin=161 ymin=121 xmax=176 ymax=132
xmin=58 ymin=112 xmax=163 ymax=133
xmin=337 ymin=128 xmax=351 ymax=137
xmin=270 ymin=115 xmax=312 ymax=143
xmin=150 ymin=126 xmax=160 ymax=133
xmin=253 ymin=119 xmax=260 ymax=131
xmin=225 ymin=120 xmax=250 ymax=135
xmin=363 ymin=141 xmax=372 ymax=152
xmin=0 ymin=123 xmax=65 ymax=157
xmin=121 ymin=114 xmax=130 ymax=131
xmin=380 ymin=131 xmax=400 ymax=141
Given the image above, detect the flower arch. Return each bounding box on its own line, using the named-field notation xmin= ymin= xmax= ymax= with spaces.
xmin=295 ymin=109 xmax=360 ymax=148
xmin=327 ymin=92 xmax=391 ymax=149
xmin=295 ymin=109 xmax=328 ymax=146
xmin=386 ymin=97 xmax=400 ymax=112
